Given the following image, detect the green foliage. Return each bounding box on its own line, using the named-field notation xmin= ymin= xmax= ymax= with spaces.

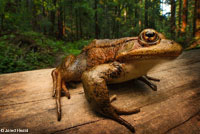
xmin=0 ymin=32 xmax=91 ymax=74
xmin=0 ymin=0 xmax=197 ymax=74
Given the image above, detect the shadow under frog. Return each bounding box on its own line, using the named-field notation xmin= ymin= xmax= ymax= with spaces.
xmin=51 ymin=29 xmax=182 ymax=133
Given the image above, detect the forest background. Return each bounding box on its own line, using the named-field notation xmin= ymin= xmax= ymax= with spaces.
xmin=0 ymin=0 xmax=199 ymax=74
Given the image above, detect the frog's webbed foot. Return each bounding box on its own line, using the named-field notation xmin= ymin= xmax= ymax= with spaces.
xmin=113 ymin=105 xmax=140 ymax=115
xmin=138 ymin=75 xmax=160 ymax=91
xmin=51 ymin=69 xmax=62 ymax=121
xmin=51 ymin=69 xmax=71 ymax=99
xmin=51 ymin=69 xmax=71 ymax=121
xmin=145 ymin=75 xmax=160 ymax=82
xmin=110 ymin=95 xmax=140 ymax=115
xmin=82 ymin=62 xmax=139 ymax=133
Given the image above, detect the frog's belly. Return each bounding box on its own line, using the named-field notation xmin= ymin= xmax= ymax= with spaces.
xmin=108 ymin=59 xmax=163 ymax=84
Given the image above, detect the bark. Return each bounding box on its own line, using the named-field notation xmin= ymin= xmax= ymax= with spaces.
xmin=181 ymin=0 xmax=188 ymax=33
xmin=171 ymin=0 xmax=176 ymax=38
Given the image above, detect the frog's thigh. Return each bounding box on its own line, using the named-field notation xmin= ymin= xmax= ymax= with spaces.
xmin=81 ymin=62 xmax=121 ymax=112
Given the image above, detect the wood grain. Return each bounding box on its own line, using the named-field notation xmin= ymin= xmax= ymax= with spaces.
xmin=0 ymin=49 xmax=200 ymax=134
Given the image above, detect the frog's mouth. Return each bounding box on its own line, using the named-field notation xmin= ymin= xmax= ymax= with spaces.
xmin=116 ymin=39 xmax=183 ymax=61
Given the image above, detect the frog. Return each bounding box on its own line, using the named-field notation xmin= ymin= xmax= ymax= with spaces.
xmin=51 ymin=29 xmax=182 ymax=133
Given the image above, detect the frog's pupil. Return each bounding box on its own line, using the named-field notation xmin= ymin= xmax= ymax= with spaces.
xmin=145 ymin=31 xmax=155 ymax=38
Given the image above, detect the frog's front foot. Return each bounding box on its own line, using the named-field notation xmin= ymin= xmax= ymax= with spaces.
xmin=138 ymin=75 xmax=160 ymax=91
xmin=145 ymin=75 xmax=160 ymax=82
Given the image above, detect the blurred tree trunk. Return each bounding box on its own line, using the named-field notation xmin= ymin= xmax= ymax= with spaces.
xmin=138 ymin=0 xmax=142 ymax=30
xmin=144 ymin=0 xmax=149 ymax=28
xmin=178 ymin=0 xmax=182 ymax=37
xmin=181 ymin=0 xmax=188 ymax=33
xmin=193 ymin=0 xmax=200 ymax=38
xmin=42 ymin=0 xmax=47 ymax=35
xmin=116 ymin=5 xmax=121 ymax=38
xmin=112 ymin=6 xmax=117 ymax=38
xmin=79 ymin=4 xmax=83 ymax=39
xmin=50 ymin=0 xmax=56 ymax=36
xmin=94 ymin=0 xmax=99 ymax=39
xmin=171 ymin=0 xmax=176 ymax=38
xmin=75 ymin=7 xmax=79 ymax=40
xmin=135 ymin=0 xmax=139 ymax=28
xmin=32 ymin=1 xmax=38 ymax=31
xmin=57 ymin=1 xmax=65 ymax=39
xmin=26 ymin=0 xmax=31 ymax=12
xmin=0 ymin=14 xmax=4 ymax=31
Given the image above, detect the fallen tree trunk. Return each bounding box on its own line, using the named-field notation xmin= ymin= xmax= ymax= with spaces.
xmin=0 ymin=49 xmax=200 ymax=134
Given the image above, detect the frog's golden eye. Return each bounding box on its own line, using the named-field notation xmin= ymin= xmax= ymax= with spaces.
xmin=138 ymin=29 xmax=161 ymax=47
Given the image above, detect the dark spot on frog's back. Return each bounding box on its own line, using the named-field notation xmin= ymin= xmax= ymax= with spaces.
xmin=93 ymin=88 xmax=99 ymax=97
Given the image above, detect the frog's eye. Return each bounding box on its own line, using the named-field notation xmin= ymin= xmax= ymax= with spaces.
xmin=138 ymin=29 xmax=161 ymax=47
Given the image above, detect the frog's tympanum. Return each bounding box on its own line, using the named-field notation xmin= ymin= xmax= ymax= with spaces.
xmin=51 ymin=29 xmax=182 ymax=133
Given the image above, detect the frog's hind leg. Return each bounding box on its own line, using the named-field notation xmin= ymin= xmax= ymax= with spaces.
xmin=51 ymin=69 xmax=58 ymax=97
xmin=54 ymin=71 xmax=62 ymax=121
xmin=82 ymin=62 xmax=139 ymax=133
xmin=62 ymin=81 xmax=71 ymax=99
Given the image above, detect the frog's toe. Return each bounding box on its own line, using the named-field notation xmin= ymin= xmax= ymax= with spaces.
xmin=138 ymin=76 xmax=157 ymax=91
xmin=57 ymin=102 xmax=61 ymax=121
xmin=62 ymin=80 xmax=71 ymax=99
xmin=110 ymin=94 xmax=117 ymax=103
xmin=113 ymin=105 xmax=140 ymax=115
xmin=145 ymin=75 xmax=160 ymax=82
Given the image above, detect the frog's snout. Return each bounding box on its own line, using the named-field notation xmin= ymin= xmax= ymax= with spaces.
xmin=168 ymin=40 xmax=183 ymax=57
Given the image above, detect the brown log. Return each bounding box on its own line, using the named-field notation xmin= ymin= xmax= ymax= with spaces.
xmin=0 ymin=50 xmax=200 ymax=134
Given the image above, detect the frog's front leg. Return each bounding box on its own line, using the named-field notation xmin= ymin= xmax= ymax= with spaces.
xmin=81 ymin=62 xmax=140 ymax=133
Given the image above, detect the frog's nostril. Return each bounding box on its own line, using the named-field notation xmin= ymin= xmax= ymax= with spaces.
xmin=145 ymin=31 xmax=155 ymax=37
